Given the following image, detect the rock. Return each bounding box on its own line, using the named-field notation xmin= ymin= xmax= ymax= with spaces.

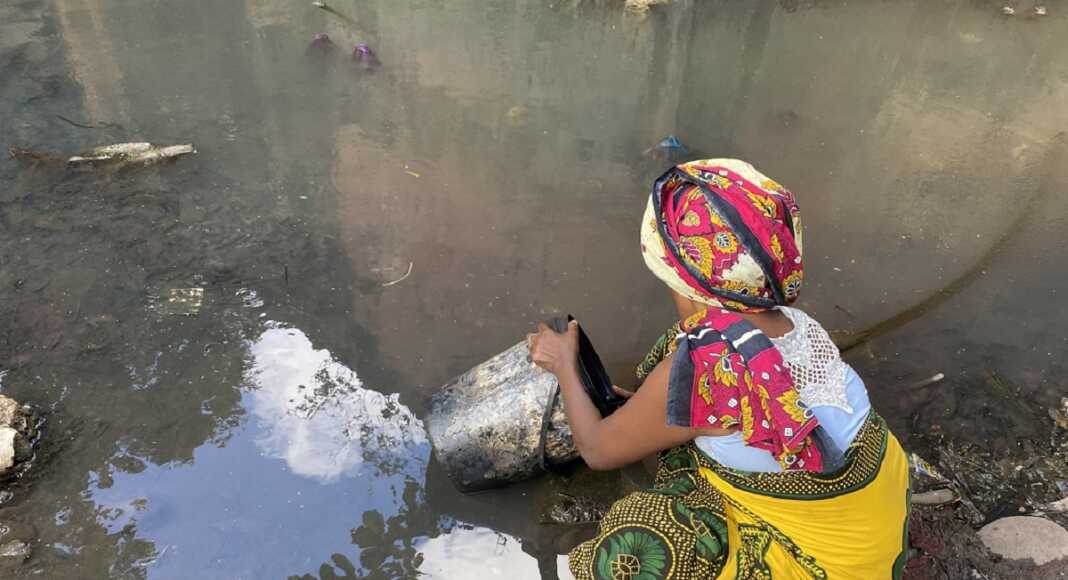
xmin=0 ymin=395 xmax=39 ymax=478
xmin=0 ymin=397 xmax=16 ymax=427
xmin=0 ymin=428 xmax=15 ymax=472
xmin=978 ymin=516 xmax=1068 ymax=565
xmin=912 ymin=488 xmax=957 ymax=506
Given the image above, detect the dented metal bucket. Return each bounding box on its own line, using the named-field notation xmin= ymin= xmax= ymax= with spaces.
xmin=428 ymin=341 xmax=576 ymax=493
xmin=429 ymin=318 xmax=623 ymax=493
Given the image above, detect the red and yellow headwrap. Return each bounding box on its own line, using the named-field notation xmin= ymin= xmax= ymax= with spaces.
xmin=641 ymin=159 xmax=803 ymax=313
xmin=643 ymin=160 xmax=824 ymax=471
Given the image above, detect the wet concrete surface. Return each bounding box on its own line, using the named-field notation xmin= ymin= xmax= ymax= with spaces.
xmin=1 ymin=0 xmax=1067 ymax=578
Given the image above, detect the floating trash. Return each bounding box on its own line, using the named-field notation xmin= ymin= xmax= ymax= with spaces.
xmin=352 ymin=43 xmax=381 ymax=69
xmin=10 ymin=142 xmax=196 ymax=169
xmin=642 ymin=134 xmax=689 ymax=161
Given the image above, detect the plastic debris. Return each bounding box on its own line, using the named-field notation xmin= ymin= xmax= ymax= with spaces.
xmin=1002 ymin=6 xmax=1016 ymax=15
xmin=910 ymin=372 xmax=945 ymax=390
xmin=352 ymin=43 xmax=381 ymax=69
xmin=1035 ymin=6 xmax=1047 ymax=16
xmin=910 ymin=452 xmax=950 ymax=485
xmin=382 ymin=262 xmax=413 ymax=287
xmin=642 ymin=135 xmax=690 ymax=162
xmin=655 ymin=135 xmax=688 ymax=154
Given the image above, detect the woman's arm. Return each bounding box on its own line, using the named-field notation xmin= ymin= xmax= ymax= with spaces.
xmin=529 ymin=321 xmax=704 ymax=471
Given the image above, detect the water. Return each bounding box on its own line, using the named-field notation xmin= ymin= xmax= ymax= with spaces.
xmin=1 ymin=0 xmax=1067 ymax=577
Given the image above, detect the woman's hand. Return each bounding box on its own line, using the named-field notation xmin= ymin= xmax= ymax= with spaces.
xmin=527 ymin=320 xmax=579 ymax=376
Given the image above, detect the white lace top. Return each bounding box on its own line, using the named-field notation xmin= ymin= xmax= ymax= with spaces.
xmin=770 ymin=306 xmax=853 ymax=413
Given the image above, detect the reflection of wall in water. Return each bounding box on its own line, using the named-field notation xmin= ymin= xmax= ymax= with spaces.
xmin=331 ymin=0 xmax=699 ymax=388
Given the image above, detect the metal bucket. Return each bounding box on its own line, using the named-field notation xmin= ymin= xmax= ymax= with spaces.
xmin=428 ymin=319 xmax=623 ymax=493
xmin=428 ymin=341 xmax=576 ymax=493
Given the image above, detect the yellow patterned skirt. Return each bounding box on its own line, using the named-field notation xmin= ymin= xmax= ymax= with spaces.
xmin=568 ymin=414 xmax=910 ymax=579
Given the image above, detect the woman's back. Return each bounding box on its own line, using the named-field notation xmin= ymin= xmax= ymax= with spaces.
xmin=695 ymin=307 xmax=872 ymax=472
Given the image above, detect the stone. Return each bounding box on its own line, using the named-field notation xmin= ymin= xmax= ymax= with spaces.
xmin=0 ymin=428 xmax=16 ymax=473
xmin=978 ymin=516 xmax=1068 ymax=565
xmin=0 ymin=396 xmax=16 ymax=427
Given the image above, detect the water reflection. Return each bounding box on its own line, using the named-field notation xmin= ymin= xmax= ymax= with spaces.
xmin=85 ymin=323 xmax=432 ymax=579
xmin=246 ymin=324 xmax=428 ymax=483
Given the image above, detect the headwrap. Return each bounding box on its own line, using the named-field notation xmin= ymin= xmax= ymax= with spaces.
xmin=641 ymin=159 xmax=830 ymax=472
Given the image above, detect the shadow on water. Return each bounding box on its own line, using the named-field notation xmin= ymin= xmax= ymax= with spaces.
xmin=2 ymin=0 xmax=1068 ymax=577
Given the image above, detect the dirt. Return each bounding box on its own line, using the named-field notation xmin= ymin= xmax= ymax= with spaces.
xmin=906 ymin=506 xmax=1068 ymax=580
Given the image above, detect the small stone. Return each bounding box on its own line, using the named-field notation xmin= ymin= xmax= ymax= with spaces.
xmin=912 ymin=488 xmax=957 ymax=506
xmin=0 ymin=396 xmax=17 ymax=427
xmin=0 ymin=428 xmax=16 ymax=473
xmin=978 ymin=516 xmax=1068 ymax=565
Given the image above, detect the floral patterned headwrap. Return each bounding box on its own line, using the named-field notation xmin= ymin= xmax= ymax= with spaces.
xmin=641 ymin=159 xmax=803 ymax=312
xmin=642 ymin=159 xmax=831 ymax=472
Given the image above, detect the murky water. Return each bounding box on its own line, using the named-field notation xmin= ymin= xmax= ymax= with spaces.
xmin=1 ymin=0 xmax=1067 ymax=578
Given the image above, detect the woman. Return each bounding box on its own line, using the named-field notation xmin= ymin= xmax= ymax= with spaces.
xmin=528 ymin=159 xmax=910 ymax=579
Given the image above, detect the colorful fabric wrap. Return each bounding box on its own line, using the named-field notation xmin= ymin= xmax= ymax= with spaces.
xmin=567 ymin=342 xmax=912 ymax=580
xmin=670 ymin=309 xmax=826 ymax=471
xmin=641 ymin=159 xmax=822 ymax=471
xmin=640 ymin=159 xmax=803 ymax=314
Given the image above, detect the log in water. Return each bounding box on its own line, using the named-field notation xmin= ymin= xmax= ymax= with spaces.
xmin=428 ymin=342 xmax=576 ymax=492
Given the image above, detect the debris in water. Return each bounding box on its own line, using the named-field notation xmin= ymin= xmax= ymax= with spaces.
xmin=1034 ymin=6 xmax=1047 ymax=16
xmin=382 ymin=262 xmax=413 ymax=287
xmin=11 ymin=142 xmax=195 ymax=169
xmin=306 ymin=32 xmax=336 ymax=57
xmin=909 ymin=372 xmax=945 ymax=390
xmin=66 ymin=142 xmax=196 ymax=167
xmin=352 ymin=43 xmax=381 ymax=69
xmin=506 ymin=104 xmax=529 ymax=126
xmin=55 ymin=114 xmax=122 ymax=130
xmin=642 ymin=135 xmax=689 ymax=162
xmin=624 ymin=0 xmax=672 ymax=14
xmin=149 ymin=288 xmax=204 ymax=316
xmin=312 ymin=1 xmax=358 ymax=27
xmin=7 ymin=147 xmax=57 ymax=164
xmin=1001 ymin=6 xmax=1016 ymax=15
xmin=656 ymin=135 xmax=688 ymax=154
